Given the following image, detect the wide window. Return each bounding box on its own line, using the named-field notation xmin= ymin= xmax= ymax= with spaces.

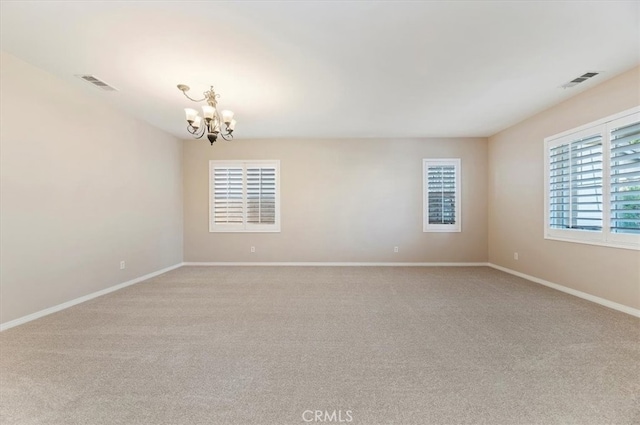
xmin=544 ymin=106 xmax=640 ymax=249
xmin=423 ymin=158 xmax=461 ymax=232
xmin=209 ymin=160 xmax=280 ymax=232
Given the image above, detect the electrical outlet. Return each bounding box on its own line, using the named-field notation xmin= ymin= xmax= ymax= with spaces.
xmin=514 ymin=252 xmax=519 ymax=260
xmin=120 ymin=261 xmax=126 ymax=270
xmin=394 ymin=246 xmax=399 ymax=253
xmin=250 ymin=246 xmax=255 ymax=253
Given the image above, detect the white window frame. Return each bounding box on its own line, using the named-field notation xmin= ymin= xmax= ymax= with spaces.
xmin=423 ymin=158 xmax=461 ymax=233
xmin=209 ymin=160 xmax=281 ymax=233
xmin=544 ymin=106 xmax=640 ymax=250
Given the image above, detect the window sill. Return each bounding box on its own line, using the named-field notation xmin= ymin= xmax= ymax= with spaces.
xmin=210 ymin=229 xmax=281 ymax=233
xmin=544 ymin=234 xmax=640 ymax=251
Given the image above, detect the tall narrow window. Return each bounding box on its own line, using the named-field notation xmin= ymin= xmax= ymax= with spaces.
xmin=209 ymin=160 xmax=280 ymax=232
xmin=545 ymin=106 xmax=640 ymax=249
xmin=423 ymin=159 xmax=461 ymax=232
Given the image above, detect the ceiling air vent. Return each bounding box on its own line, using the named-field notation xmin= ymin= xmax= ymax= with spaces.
xmin=76 ymin=74 xmax=118 ymax=91
xmin=560 ymin=71 xmax=600 ymax=89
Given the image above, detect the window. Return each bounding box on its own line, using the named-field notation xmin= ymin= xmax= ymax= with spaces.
xmin=209 ymin=160 xmax=280 ymax=232
xmin=423 ymin=158 xmax=461 ymax=232
xmin=544 ymin=106 xmax=640 ymax=250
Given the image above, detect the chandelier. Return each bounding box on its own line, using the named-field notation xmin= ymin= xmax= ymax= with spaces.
xmin=177 ymin=84 xmax=236 ymax=145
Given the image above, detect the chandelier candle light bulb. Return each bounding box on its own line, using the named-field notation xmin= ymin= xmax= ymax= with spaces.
xmin=221 ymin=110 xmax=234 ymax=124
xmin=202 ymin=105 xmax=215 ymax=122
xmin=193 ymin=115 xmax=203 ymax=130
xmin=177 ymin=84 xmax=236 ymax=145
xmin=184 ymin=108 xmax=198 ymax=124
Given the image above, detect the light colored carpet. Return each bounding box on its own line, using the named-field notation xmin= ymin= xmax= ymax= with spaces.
xmin=1 ymin=266 xmax=638 ymax=424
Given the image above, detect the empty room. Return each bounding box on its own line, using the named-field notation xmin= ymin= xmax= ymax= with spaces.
xmin=1 ymin=1 xmax=639 ymax=424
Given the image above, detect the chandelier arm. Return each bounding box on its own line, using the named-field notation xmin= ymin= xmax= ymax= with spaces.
xmin=181 ymin=91 xmax=207 ymax=103
xmin=187 ymin=124 xmax=206 ymax=139
xmin=219 ymin=132 xmax=234 ymax=141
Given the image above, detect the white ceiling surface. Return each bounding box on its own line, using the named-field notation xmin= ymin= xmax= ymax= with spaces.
xmin=1 ymin=1 xmax=639 ymax=139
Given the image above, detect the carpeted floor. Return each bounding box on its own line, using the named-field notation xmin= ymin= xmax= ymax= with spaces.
xmin=1 ymin=266 xmax=638 ymax=424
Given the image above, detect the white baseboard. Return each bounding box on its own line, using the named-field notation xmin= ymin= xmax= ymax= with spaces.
xmin=488 ymin=263 xmax=640 ymax=318
xmin=0 ymin=263 xmax=184 ymax=332
xmin=183 ymin=262 xmax=490 ymax=267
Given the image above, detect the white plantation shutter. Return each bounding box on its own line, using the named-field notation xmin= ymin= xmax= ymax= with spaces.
xmin=246 ymin=166 xmax=277 ymax=228
xmin=549 ymin=143 xmax=570 ymax=229
xmin=548 ymin=133 xmax=603 ymax=231
xmin=545 ymin=107 xmax=640 ymax=250
xmin=428 ymin=166 xmax=456 ymax=224
xmin=610 ymin=116 xmax=640 ymax=235
xmin=211 ymin=167 xmax=244 ymax=229
xmin=423 ymin=159 xmax=461 ymax=232
xmin=209 ymin=161 xmax=280 ymax=232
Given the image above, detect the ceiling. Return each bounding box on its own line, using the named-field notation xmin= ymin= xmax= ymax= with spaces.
xmin=1 ymin=1 xmax=639 ymax=139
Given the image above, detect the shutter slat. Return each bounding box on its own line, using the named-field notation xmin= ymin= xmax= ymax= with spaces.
xmin=612 ymin=151 xmax=640 ymax=162
xmin=611 ymin=143 xmax=640 ymax=154
xmin=611 ymin=161 xmax=640 ymax=172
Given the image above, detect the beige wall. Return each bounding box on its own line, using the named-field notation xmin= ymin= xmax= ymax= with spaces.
xmin=4 ymin=50 xmax=635 ymax=325
xmin=488 ymin=66 xmax=640 ymax=310
xmin=184 ymin=137 xmax=487 ymax=263
xmin=0 ymin=52 xmax=184 ymax=324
